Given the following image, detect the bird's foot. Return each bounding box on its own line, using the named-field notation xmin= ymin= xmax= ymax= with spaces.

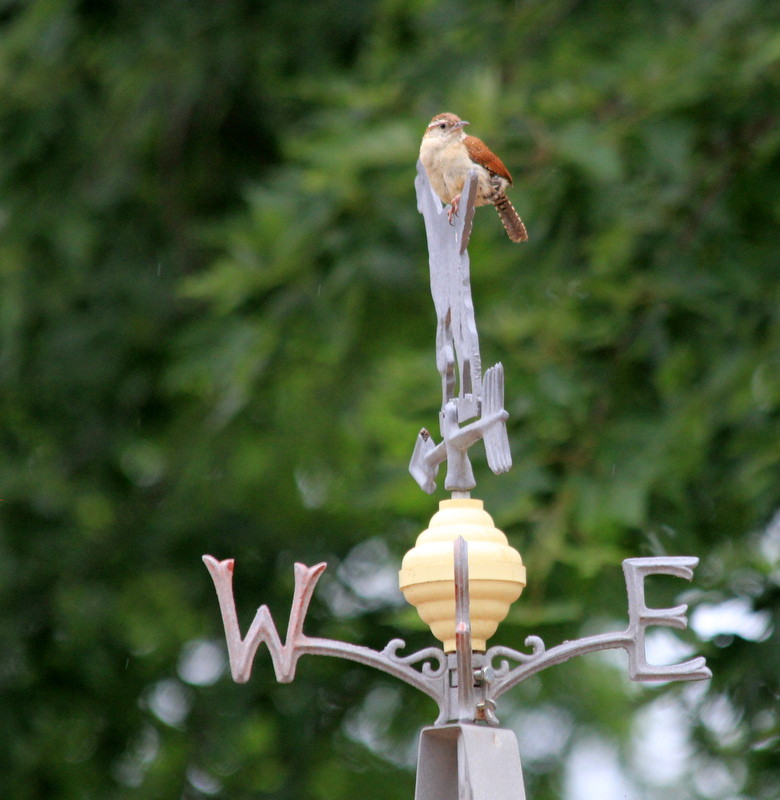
xmin=447 ymin=194 xmax=461 ymax=225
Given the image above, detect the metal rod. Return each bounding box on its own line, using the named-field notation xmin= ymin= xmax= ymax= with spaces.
xmin=453 ymin=536 xmax=474 ymax=721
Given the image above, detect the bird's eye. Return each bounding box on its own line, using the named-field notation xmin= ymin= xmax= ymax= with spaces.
xmin=439 ymin=123 xmax=446 ymax=129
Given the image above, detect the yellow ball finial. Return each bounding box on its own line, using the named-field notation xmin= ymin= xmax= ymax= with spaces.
xmin=398 ymin=498 xmax=526 ymax=651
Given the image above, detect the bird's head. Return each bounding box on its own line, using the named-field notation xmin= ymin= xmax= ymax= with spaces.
xmin=423 ymin=113 xmax=470 ymax=142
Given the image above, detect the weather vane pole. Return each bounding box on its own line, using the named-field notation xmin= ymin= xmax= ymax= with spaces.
xmin=202 ymin=162 xmax=711 ymax=800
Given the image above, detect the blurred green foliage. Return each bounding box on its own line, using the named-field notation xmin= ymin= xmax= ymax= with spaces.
xmin=1 ymin=0 xmax=778 ymax=798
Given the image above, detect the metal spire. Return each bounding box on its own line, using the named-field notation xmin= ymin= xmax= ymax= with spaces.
xmin=202 ymin=159 xmax=711 ymax=800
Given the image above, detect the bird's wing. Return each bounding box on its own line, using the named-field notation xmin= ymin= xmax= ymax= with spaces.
xmin=463 ymin=136 xmax=513 ymax=185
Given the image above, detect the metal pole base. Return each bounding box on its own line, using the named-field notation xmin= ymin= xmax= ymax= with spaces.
xmin=414 ymin=724 xmax=526 ymax=800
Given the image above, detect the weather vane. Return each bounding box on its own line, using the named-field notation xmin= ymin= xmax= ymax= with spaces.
xmin=203 ymin=163 xmax=711 ymax=800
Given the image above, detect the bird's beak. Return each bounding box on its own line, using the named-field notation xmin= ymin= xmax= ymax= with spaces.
xmin=456 ymin=120 xmax=470 ymax=129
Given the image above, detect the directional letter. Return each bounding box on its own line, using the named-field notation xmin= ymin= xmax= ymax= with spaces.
xmin=622 ymin=557 xmax=711 ymax=681
xmin=202 ymin=556 xmax=326 ymax=683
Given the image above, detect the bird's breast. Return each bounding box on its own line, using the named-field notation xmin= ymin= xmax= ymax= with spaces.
xmin=420 ymin=139 xmax=474 ymax=204
xmin=420 ymin=139 xmax=507 ymax=207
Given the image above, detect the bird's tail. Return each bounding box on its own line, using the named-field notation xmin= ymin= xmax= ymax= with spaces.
xmin=493 ymin=194 xmax=528 ymax=242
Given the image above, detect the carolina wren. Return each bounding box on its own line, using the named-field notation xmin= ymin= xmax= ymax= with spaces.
xmin=419 ymin=113 xmax=528 ymax=242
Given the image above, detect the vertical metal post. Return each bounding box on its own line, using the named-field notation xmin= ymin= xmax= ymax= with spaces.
xmin=415 ymin=724 xmax=527 ymax=800
xmin=454 ymin=536 xmax=475 ymax=722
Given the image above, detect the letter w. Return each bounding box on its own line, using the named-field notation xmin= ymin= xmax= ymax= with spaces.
xmin=202 ymin=556 xmax=327 ymax=684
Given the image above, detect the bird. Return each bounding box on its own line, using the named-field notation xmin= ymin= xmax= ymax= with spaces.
xmin=419 ymin=112 xmax=528 ymax=242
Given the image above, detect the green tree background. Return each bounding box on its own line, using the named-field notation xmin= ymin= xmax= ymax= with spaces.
xmin=1 ymin=1 xmax=778 ymax=798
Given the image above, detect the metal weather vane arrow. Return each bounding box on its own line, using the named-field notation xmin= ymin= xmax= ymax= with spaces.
xmin=409 ymin=162 xmax=512 ymax=495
